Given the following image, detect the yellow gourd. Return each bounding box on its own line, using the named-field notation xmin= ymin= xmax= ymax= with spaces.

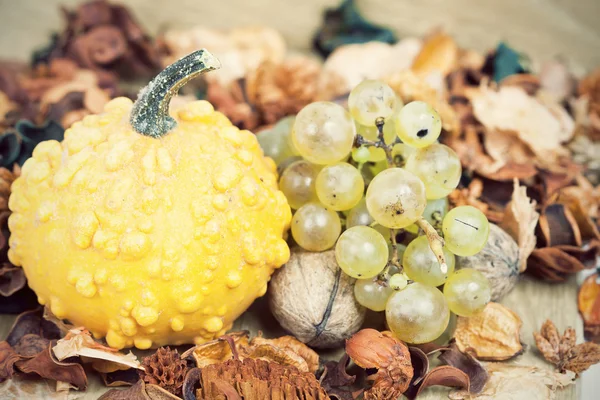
xmin=7 ymin=50 xmax=291 ymax=349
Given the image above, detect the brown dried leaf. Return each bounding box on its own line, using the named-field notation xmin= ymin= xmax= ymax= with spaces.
xmin=536 ymin=203 xmax=582 ymax=248
xmin=499 ymin=179 xmax=539 ymax=272
xmin=13 ymin=334 xmax=49 ymax=357
xmin=555 ymin=186 xmax=600 ymax=241
xmin=346 ymin=329 xmax=413 ymax=399
xmin=579 ymin=272 xmax=600 ymax=343
xmin=405 ymin=366 xmax=470 ymax=400
xmin=0 ymin=267 xmax=27 ymax=297
xmin=483 ymin=129 xmax=536 ymax=168
xmin=408 ymin=347 xmax=429 ymax=386
xmin=534 ymin=319 xmax=600 ymax=374
xmin=0 ymin=341 xmax=21 ymax=382
xmin=14 ymin=344 xmax=87 ymax=389
xmin=101 ymin=368 xmax=140 ymax=387
xmin=454 ymin=302 xmax=523 ymax=361
xmin=5 ymin=308 xmax=61 ymax=347
xmin=145 ymin=383 xmax=182 ymax=399
xmin=527 ymin=247 xmax=595 ymax=282
xmin=318 ymin=354 xmax=357 ymax=400
xmin=438 ymin=343 xmax=489 ymax=393
xmin=411 ymin=32 xmax=458 ymax=77
xmin=563 ymin=342 xmax=600 ymax=374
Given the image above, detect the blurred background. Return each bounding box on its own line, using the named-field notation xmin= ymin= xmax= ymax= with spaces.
xmin=0 ymin=0 xmax=599 ymax=72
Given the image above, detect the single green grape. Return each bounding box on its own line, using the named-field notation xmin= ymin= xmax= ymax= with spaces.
xmin=292 ymin=101 xmax=355 ymax=165
xmin=335 ymin=226 xmax=389 ymax=279
xmin=442 ymin=206 xmax=490 ymax=256
xmin=349 ymin=80 xmax=397 ymax=126
xmin=291 ymin=202 xmax=341 ymax=252
xmin=394 ymin=101 xmax=442 ymax=148
xmin=386 ymin=282 xmax=450 ymax=343
xmin=352 ymin=146 xmax=371 ymax=163
xmin=405 ymin=198 xmax=448 ymax=234
xmin=365 ymin=168 xmax=426 ymax=229
xmin=279 ymin=160 xmax=320 ymax=210
xmin=276 ymin=116 xmax=301 ymax=156
xmin=256 ymin=126 xmax=296 ymax=166
xmin=405 ymin=143 xmax=462 ymax=199
xmin=354 ymin=278 xmax=394 ymax=311
xmin=316 ymin=162 xmax=364 ymax=211
xmin=346 ymin=198 xmax=391 ymax=238
xmin=403 ymin=235 xmax=455 ymax=287
xmin=388 ymin=273 xmax=408 ymax=291
xmin=390 ymin=142 xmax=415 ymax=166
xmin=443 ymin=269 xmax=491 ymax=316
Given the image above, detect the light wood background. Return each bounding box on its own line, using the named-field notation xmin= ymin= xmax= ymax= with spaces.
xmin=0 ymin=0 xmax=598 ymax=398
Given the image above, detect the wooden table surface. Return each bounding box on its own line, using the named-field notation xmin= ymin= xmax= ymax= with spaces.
xmin=0 ymin=0 xmax=597 ymax=398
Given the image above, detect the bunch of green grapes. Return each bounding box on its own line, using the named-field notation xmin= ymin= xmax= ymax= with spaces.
xmin=257 ymin=79 xmax=492 ymax=344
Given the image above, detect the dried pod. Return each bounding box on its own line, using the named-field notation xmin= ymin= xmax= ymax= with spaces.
xmin=456 ymin=224 xmax=520 ymax=301
xmin=578 ymin=273 xmax=600 ymax=342
xmin=346 ymin=329 xmax=413 ymax=399
xmin=454 ymin=302 xmax=523 ymax=361
xmin=269 ymin=248 xmax=366 ymax=349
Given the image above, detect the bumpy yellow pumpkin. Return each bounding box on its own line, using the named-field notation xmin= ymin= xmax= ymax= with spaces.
xmin=7 ymin=50 xmax=291 ymax=349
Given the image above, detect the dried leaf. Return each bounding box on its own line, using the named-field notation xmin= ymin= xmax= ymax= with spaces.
xmin=146 ymin=383 xmax=182 ymax=399
xmin=452 ymin=363 xmax=575 ymax=400
xmin=0 ymin=267 xmax=26 ymax=297
xmin=483 ymin=129 xmax=536 ymax=168
xmin=346 ymin=329 xmax=413 ymax=399
xmin=438 ymin=344 xmax=489 ymax=393
xmin=408 ymin=347 xmax=429 ymax=386
xmin=318 ymin=354 xmax=357 ymax=400
xmin=5 ymin=308 xmax=61 ymax=347
xmin=454 ymin=302 xmax=523 ymax=361
xmin=579 ymin=272 xmax=600 ymax=342
xmin=499 ymin=74 xmax=540 ymax=95
xmin=405 ymin=366 xmax=470 ymax=400
xmin=14 ymin=344 xmax=87 ymax=389
xmin=535 ymin=318 xmax=600 ymax=374
xmin=52 ymin=328 xmax=142 ymax=371
xmin=0 ymin=341 xmax=21 ymax=382
xmin=499 ymin=179 xmax=539 ymax=272
xmin=555 ymin=186 xmax=600 ymax=241
xmin=13 ymin=334 xmax=49 ymax=357
xmin=527 ymin=247 xmax=596 ymax=282
xmin=412 ymin=32 xmax=458 ymax=77
xmin=99 ymin=379 xmax=151 ymax=400
xmin=101 ymin=368 xmax=141 ymax=387
xmin=468 ymin=86 xmax=573 ymax=162
xmin=536 ymin=203 xmax=581 ymax=248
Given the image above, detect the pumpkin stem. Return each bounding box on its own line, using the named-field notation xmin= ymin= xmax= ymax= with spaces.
xmin=130 ymin=49 xmax=221 ymax=138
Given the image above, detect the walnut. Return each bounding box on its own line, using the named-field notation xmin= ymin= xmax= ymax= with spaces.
xmin=268 ymin=248 xmax=366 ymax=349
xmin=139 ymin=347 xmax=187 ymax=397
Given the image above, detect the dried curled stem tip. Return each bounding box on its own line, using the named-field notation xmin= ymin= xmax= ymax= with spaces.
xmin=130 ymin=49 xmax=221 ymax=138
xmin=416 ymin=217 xmax=448 ymax=274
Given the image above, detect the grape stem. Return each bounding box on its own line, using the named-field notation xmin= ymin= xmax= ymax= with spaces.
xmin=416 ymin=217 xmax=448 ymax=274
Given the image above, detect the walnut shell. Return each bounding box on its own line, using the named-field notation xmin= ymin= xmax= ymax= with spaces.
xmin=268 ymin=248 xmax=366 ymax=349
xmin=456 ymin=224 xmax=520 ymax=301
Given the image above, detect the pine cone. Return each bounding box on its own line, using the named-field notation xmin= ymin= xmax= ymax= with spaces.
xmin=139 ymin=347 xmax=188 ymax=397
